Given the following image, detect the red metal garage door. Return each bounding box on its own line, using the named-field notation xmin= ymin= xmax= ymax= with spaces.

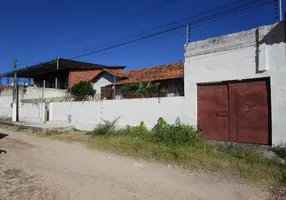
xmin=197 ymin=79 xmax=270 ymax=144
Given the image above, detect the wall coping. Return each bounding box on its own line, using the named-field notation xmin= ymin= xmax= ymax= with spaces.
xmin=185 ymin=22 xmax=284 ymax=57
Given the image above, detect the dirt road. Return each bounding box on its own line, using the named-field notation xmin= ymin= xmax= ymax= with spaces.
xmin=0 ymin=129 xmax=270 ymax=200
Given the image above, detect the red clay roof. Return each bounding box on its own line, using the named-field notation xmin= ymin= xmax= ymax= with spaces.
xmin=69 ymin=68 xmax=127 ymax=86
xmin=103 ymin=68 xmax=128 ymax=78
xmin=111 ymin=62 xmax=184 ymax=86
xmin=69 ymin=70 xmax=102 ymax=86
xmin=0 ymin=85 xmax=11 ymax=89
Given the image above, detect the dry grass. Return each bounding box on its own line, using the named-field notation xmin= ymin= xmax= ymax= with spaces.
xmin=0 ymin=164 xmax=37 ymax=200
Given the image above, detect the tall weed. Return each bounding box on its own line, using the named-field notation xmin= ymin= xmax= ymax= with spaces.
xmin=88 ymin=118 xmax=119 ymax=136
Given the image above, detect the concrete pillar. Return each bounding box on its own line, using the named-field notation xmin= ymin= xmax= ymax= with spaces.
xmin=12 ymin=103 xmax=17 ymax=122
xmin=55 ymin=77 xmax=58 ymax=89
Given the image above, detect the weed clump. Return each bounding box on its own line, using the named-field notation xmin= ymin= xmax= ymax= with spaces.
xmin=89 ymin=117 xmax=202 ymax=146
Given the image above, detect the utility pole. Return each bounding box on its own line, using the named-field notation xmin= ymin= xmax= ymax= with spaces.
xmin=13 ymin=58 xmax=17 ymax=104
xmin=12 ymin=58 xmax=17 ymax=122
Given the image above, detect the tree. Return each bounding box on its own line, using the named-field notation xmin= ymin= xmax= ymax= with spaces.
xmin=121 ymin=81 xmax=166 ymax=98
xmin=71 ymin=81 xmax=95 ymax=100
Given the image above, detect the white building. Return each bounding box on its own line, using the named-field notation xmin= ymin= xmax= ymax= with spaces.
xmin=184 ymin=21 xmax=286 ymax=146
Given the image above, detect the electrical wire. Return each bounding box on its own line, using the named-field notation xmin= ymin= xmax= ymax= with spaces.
xmin=69 ymin=0 xmax=274 ymax=59
xmin=65 ymin=0 xmax=263 ymax=55
xmin=8 ymin=0 xmax=274 ymax=69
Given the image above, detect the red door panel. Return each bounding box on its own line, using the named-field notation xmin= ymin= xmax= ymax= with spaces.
xmin=197 ymin=79 xmax=270 ymax=145
xmin=197 ymin=84 xmax=230 ymax=141
xmin=229 ymin=81 xmax=269 ymax=144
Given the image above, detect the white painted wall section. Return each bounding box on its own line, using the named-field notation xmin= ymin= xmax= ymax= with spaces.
xmin=49 ymin=97 xmax=184 ymax=131
xmin=19 ymin=103 xmax=45 ymax=123
xmin=22 ymin=87 xmax=67 ymax=99
xmin=0 ymin=88 xmax=13 ymax=120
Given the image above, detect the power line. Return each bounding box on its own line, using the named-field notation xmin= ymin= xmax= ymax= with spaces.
xmin=12 ymin=0 xmax=273 ymax=68
xmin=64 ymin=0 xmax=259 ymax=55
xmin=76 ymin=29 xmax=183 ymax=62
xmin=69 ymin=0 xmax=273 ymax=59
xmin=59 ymin=0 xmax=180 ymax=46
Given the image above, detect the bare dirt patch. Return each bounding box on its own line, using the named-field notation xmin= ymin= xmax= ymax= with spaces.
xmin=0 ymin=127 xmax=280 ymax=200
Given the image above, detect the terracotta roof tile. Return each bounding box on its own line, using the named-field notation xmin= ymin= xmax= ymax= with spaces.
xmin=69 ymin=68 xmax=127 ymax=86
xmin=69 ymin=70 xmax=102 ymax=86
xmin=0 ymin=85 xmax=11 ymax=89
xmin=102 ymin=68 xmax=128 ymax=78
xmin=111 ymin=62 xmax=183 ymax=85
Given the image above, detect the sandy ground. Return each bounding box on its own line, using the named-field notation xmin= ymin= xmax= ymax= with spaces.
xmin=0 ymin=129 xmax=272 ymax=200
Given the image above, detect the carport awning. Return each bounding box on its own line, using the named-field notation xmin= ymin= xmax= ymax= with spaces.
xmin=0 ymin=58 xmax=110 ymax=78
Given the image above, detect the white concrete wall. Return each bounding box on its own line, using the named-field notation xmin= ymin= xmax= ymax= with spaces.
xmin=184 ymin=22 xmax=286 ymax=146
xmin=22 ymin=87 xmax=67 ymax=99
xmin=92 ymin=73 xmax=115 ymax=94
xmin=49 ymin=97 xmax=184 ymax=131
xmin=0 ymin=88 xmax=13 ymax=120
xmin=19 ymin=103 xmax=45 ymax=123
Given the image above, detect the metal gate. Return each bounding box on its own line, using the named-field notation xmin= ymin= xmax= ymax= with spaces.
xmin=197 ymin=79 xmax=270 ymax=144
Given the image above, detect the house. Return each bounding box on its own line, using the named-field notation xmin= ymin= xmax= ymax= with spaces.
xmin=102 ymin=62 xmax=184 ymax=99
xmin=69 ymin=68 xmax=128 ymax=95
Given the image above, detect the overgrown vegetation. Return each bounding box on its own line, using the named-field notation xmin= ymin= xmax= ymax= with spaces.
xmin=88 ymin=117 xmax=203 ymax=146
xmin=71 ymin=81 xmax=95 ymax=100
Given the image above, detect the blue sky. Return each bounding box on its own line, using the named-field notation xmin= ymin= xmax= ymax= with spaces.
xmin=0 ymin=0 xmax=284 ymax=75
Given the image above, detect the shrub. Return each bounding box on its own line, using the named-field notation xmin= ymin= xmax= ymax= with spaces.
xmin=129 ymin=121 xmax=155 ymax=141
xmin=152 ymin=118 xmax=202 ymax=146
xmin=71 ymin=81 xmax=95 ymax=100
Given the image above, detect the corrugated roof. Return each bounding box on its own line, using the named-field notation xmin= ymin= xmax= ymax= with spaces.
xmin=1 ymin=58 xmax=125 ymax=78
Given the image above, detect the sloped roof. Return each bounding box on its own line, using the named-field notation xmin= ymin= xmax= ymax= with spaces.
xmin=69 ymin=70 xmax=102 ymax=86
xmin=69 ymin=68 xmax=127 ymax=86
xmin=110 ymin=62 xmax=184 ymax=86
xmin=103 ymin=68 xmax=128 ymax=78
